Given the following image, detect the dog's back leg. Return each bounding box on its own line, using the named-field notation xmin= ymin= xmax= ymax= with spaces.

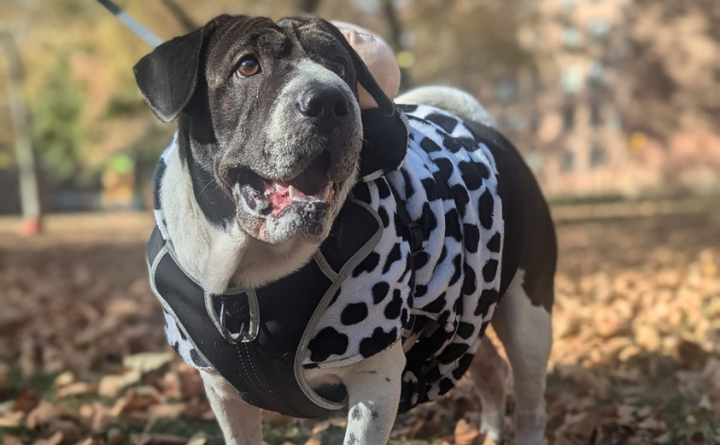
xmin=491 ymin=269 xmax=552 ymax=445
xmin=468 ymin=337 xmax=510 ymax=443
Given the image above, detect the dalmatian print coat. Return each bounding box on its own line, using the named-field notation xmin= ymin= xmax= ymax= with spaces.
xmin=158 ymin=104 xmax=504 ymax=410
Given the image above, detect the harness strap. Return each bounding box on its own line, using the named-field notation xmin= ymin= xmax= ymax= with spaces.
xmin=388 ymin=184 xmax=424 ymax=293
xmin=147 ymin=198 xmax=384 ymax=418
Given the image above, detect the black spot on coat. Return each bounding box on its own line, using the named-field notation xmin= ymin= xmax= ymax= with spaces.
xmin=384 ymin=289 xmax=403 ymax=319
xmin=463 ymin=224 xmax=480 ymax=253
xmin=372 ymin=282 xmax=390 ymax=304
xmin=479 ymin=189 xmax=495 ymax=230
xmin=426 ymin=112 xmax=459 ymax=133
xmin=308 ymin=327 xmax=349 ymax=362
xmin=483 ymin=259 xmax=498 ymax=283
xmin=382 ymin=243 xmax=402 ymax=274
xmin=341 ymin=303 xmax=369 ymax=325
xmin=360 ymin=327 xmax=398 ymax=358
xmin=352 ymin=252 xmax=381 ymax=277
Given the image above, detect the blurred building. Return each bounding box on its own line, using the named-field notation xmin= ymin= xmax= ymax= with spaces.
xmin=478 ymin=0 xmax=720 ymax=198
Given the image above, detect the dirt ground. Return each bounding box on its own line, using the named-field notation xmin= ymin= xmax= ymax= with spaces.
xmin=1 ymin=202 xmax=719 ymax=445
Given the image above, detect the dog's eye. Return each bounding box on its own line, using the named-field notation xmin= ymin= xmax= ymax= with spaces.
xmin=331 ymin=61 xmax=346 ymax=78
xmin=236 ymin=56 xmax=261 ymax=78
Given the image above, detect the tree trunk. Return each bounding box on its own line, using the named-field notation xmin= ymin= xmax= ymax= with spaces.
xmin=381 ymin=0 xmax=411 ymax=91
xmin=159 ymin=0 xmax=198 ymax=33
xmin=1 ymin=33 xmax=42 ymax=235
xmin=298 ymin=0 xmax=323 ymax=13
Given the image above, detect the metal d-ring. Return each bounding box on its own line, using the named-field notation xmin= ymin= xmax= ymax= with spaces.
xmin=218 ymin=298 xmax=246 ymax=344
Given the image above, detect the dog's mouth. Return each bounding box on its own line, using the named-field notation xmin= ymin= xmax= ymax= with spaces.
xmin=233 ymin=151 xmax=337 ymax=218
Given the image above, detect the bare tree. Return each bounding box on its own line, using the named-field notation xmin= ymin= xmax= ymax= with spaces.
xmin=381 ymin=0 xmax=411 ymax=90
xmin=298 ymin=0 xmax=323 ymax=13
xmin=1 ymin=32 xmax=41 ymax=234
xmin=159 ymin=0 xmax=198 ymax=32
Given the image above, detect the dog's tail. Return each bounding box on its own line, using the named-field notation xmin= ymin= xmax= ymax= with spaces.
xmin=395 ymin=86 xmax=497 ymax=128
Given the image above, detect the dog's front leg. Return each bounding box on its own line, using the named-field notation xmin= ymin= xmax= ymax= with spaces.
xmin=341 ymin=342 xmax=405 ymax=445
xmin=200 ymin=370 xmax=263 ymax=445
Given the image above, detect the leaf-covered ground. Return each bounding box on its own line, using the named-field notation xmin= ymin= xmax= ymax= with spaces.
xmin=1 ymin=202 xmax=719 ymax=445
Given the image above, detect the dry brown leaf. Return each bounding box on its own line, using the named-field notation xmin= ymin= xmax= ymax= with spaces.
xmin=32 ymin=431 xmax=64 ymax=445
xmin=0 ymin=410 xmax=24 ymax=428
xmin=123 ymin=352 xmax=174 ymax=374
xmin=98 ymin=370 xmax=142 ymax=398
xmin=2 ymin=436 xmax=23 ymax=445
xmin=14 ymin=389 xmax=39 ymax=414
xmin=54 ymin=371 xmax=74 ymax=388
xmin=57 ymin=382 xmax=96 ymax=398
xmin=263 ymin=410 xmax=293 ymax=427
xmin=110 ymin=390 xmax=158 ymax=417
xmin=129 ymin=433 xmax=187 ymax=445
xmin=107 ymin=427 xmax=126 ymax=445
xmin=554 ymin=412 xmax=600 ymax=445
xmin=185 ymin=432 xmax=208 ymax=445
xmin=26 ymin=401 xmax=65 ymax=430
xmin=454 ymin=419 xmax=481 ymax=445
xmin=637 ymin=416 xmax=666 ymax=431
xmin=147 ymin=403 xmax=186 ymax=419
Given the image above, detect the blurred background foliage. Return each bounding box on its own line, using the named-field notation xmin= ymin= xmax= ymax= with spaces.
xmin=1 ymin=0 xmax=719 ymax=213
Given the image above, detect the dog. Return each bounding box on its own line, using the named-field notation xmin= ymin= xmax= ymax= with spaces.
xmin=136 ymin=14 xmax=556 ymax=445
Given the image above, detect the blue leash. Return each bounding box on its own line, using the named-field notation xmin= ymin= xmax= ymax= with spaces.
xmin=94 ymin=0 xmax=163 ymax=48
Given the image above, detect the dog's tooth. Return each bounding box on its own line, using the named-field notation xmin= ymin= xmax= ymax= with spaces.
xmin=288 ymin=185 xmax=296 ymax=199
xmin=323 ymin=185 xmax=331 ymax=201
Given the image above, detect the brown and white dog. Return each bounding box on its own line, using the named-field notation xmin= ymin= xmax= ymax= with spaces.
xmin=135 ymin=14 xmax=556 ymax=445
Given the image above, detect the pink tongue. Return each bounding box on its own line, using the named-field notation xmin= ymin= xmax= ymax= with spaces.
xmin=269 ymin=192 xmax=292 ymax=214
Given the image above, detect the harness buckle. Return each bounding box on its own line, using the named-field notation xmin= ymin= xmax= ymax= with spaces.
xmin=407 ymin=221 xmax=424 ymax=257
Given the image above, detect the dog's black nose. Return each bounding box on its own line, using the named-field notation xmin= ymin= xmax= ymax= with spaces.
xmin=299 ymin=86 xmax=348 ymax=123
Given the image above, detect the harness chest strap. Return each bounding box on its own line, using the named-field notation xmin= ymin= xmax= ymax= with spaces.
xmin=146 ymin=195 xmax=422 ymax=418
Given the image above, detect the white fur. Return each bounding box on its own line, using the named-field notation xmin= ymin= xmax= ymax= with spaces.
xmin=469 ymin=336 xmax=509 ymax=443
xmin=161 ymin=146 xmax=327 ymax=291
xmin=396 ymin=86 xmax=497 ymax=128
xmin=490 ymin=269 xmax=552 ymax=445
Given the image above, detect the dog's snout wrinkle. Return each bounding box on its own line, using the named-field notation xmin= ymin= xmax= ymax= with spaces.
xmin=299 ymin=85 xmax=349 ymax=124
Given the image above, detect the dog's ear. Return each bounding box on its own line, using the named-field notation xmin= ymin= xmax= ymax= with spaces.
xmin=322 ymin=21 xmax=395 ymax=117
xmin=283 ymin=17 xmax=396 ymax=117
xmin=343 ymin=36 xmax=396 ymax=116
xmin=133 ymin=28 xmax=204 ymax=122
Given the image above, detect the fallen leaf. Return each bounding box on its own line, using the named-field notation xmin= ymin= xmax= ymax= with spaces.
xmin=454 ymin=419 xmax=481 ymax=445
xmin=147 ymin=403 xmax=185 ymax=419
xmin=26 ymin=401 xmax=65 ymax=430
xmin=54 ymin=371 xmax=74 ymax=388
xmin=32 ymin=431 xmax=63 ymax=445
xmin=14 ymin=389 xmax=39 ymax=414
xmin=98 ymin=370 xmax=142 ymax=397
xmin=123 ymin=352 xmax=174 ymax=374
xmin=129 ymin=433 xmax=187 ymax=445
xmin=0 ymin=410 xmax=24 ymax=428
xmin=2 ymin=436 xmax=23 ymax=445
xmin=185 ymin=432 xmax=208 ymax=445
xmin=57 ymin=382 xmax=96 ymax=398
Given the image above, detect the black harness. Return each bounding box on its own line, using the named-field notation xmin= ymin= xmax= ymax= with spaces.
xmin=147 ymin=109 xmax=424 ymax=418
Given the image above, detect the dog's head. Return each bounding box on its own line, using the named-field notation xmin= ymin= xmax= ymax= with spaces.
xmin=134 ymin=15 xmax=393 ymax=244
